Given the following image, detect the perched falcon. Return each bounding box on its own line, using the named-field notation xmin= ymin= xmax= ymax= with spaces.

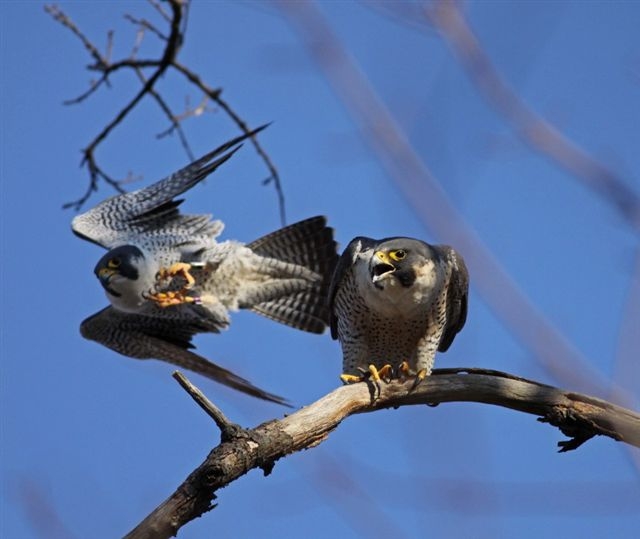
xmin=73 ymin=127 xmax=338 ymax=405
xmin=328 ymin=236 xmax=468 ymax=384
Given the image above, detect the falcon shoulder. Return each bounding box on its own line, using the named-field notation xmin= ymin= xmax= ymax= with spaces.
xmin=80 ymin=306 xmax=289 ymax=406
xmin=71 ymin=125 xmax=268 ymax=248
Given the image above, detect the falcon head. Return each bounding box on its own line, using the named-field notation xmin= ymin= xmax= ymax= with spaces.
xmin=342 ymin=236 xmax=446 ymax=318
xmin=94 ymin=245 xmax=155 ymax=312
xmin=368 ymin=238 xmax=437 ymax=290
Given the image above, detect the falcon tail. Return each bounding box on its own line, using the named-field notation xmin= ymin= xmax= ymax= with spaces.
xmin=247 ymin=216 xmax=339 ymax=334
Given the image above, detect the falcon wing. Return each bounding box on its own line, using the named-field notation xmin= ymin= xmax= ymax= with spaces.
xmin=72 ymin=125 xmax=269 ymax=248
xmin=80 ymin=306 xmax=290 ymax=406
xmin=435 ymin=246 xmax=469 ymax=352
xmin=327 ymin=236 xmax=377 ymax=339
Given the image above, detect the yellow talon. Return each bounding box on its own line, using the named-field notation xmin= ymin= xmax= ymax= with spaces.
xmin=340 ymin=364 xmax=394 ymax=385
xmin=370 ymin=364 xmax=393 ymax=382
xmin=340 ymin=374 xmax=362 ymax=384
xmin=410 ymin=368 xmax=428 ymax=391
xmin=147 ymin=290 xmax=196 ymax=308
xmin=398 ymin=361 xmax=411 ymax=377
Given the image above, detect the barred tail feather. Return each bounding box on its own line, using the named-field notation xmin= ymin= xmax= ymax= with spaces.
xmin=248 ymin=216 xmax=338 ymax=333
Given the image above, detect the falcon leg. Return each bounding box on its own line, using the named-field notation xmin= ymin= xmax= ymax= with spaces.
xmin=339 ymin=364 xmax=393 ymax=384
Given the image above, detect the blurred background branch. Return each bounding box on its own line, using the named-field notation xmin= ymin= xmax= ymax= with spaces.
xmin=277 ymin=0 xmax=635 ymax=403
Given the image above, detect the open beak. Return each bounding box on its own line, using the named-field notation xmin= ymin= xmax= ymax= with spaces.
xmin=370 ymin=251 xmax=395 ymax=282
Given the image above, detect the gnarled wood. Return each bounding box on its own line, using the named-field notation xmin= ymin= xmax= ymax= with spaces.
xmin=125 ymin=368 xmax=640 ymax=538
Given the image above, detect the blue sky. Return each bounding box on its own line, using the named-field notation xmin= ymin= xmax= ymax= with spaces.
xmin=2 ymin=1 xmax=639 ymax=538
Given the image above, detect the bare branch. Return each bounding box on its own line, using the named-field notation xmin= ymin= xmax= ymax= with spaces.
xmin=44 ymin=4 xmax=107 ymax=67
xmin=148 ymin=0 xmax=172 ymax=24
xmin=124 ymin=13 xmax=168 ymax=41
xmin=125 ymin=369 xmax=640 ymax=538
xmin=132 ymin=63 xmax=195 ymax=160
xmin=172 ymin=371 xmax=243 ymax=441
xmin=82 ymin=0 xmax=184 ymax=159
xmin=173 ymin=61 xmax=288 ymax=225
xmin=48 ymin=1 xmax=288 ymax=221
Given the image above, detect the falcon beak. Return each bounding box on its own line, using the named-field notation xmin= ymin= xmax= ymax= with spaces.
xmin=97 ymin=267 xmax=116 ymax=284
xmin=97 ymin=267 xmax=122 ymax=297
xmin=371 ymin=251 xmax=395 ymax=281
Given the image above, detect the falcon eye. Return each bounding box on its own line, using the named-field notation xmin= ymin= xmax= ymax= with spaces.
xmin=390 ymin=249 xmax=406 ymax=261
xmin=108 ymin=258 xmax=121 ymax=269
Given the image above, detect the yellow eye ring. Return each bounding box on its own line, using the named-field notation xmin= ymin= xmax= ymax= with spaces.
xmin=108 ymin=258 xmax=121 ymax=269
xmin=389 ymin=249 xmax=406 ymax=261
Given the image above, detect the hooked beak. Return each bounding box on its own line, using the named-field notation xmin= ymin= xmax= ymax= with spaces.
xmin=371 ymin=251 xmax=395 ymax=281
xmin=98 ymin=267 xmax=116 ymax=284
xmin=97 ymin=267 xmax=122 ymax=297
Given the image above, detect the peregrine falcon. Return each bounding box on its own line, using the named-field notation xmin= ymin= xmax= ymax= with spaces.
xmin=328 ymin=236 xmax=468 ymax=384
xmin=72 ymin=127 xmax=338 ymax=405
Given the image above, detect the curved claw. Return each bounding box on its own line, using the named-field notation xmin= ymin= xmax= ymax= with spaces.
xmin=157 ymin=262 xmax=196 ymax=289
xmin=340 ymin=364 xmax=394 ymax=385
xmin=147 ymin=290 xmax=196 ymax=308
xmin=409 ymin=368 xmax=428 ymax=392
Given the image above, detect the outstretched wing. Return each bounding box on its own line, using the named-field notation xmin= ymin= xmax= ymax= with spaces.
xmin=435 ymin=246 xmax=469 ymax=352
xmin=327 ymin=236 xmax=377 ymax=339
xmin=80 ymin=306 xmax=290 ymax=406
xmin=72 ymin=125 xmax=269 ymax=249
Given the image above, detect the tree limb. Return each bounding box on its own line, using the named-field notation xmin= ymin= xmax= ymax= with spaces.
xmin=124 ymin=368 xmax=640 ymax=538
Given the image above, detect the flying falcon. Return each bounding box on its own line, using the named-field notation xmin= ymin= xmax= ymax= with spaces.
xmin=328 ymin=236 xmax=468 ymax=385
xmin=72 ymin=127 xmax=338 ymax=405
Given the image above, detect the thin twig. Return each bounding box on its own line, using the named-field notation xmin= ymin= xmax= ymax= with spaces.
xmin=124 ymin=13 xmax=168 ymax=41
xmin=172 ymin=371 xmax=241 ymax=440
xmin=173 ymin=61 xmax=287 ymax=225
xmin=44 ymin=4 xmax=107 ymax=67
xmin=133 ymin=64 xmax=195 ymax=160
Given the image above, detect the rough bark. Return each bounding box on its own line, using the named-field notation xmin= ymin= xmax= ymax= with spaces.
xmin=125 ymin=368 xmax=640 ymax=538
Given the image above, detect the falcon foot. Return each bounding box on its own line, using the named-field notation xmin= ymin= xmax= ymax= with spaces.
xmin=339 ymin=364 xmax=393 ymax=385
xmin=156 ymin=262 xmax=196 ymax=289
xmin=146 ymin=290 xmax=197 ymax=308
xmin=147 ymin=290 xmax=216 ymax=308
